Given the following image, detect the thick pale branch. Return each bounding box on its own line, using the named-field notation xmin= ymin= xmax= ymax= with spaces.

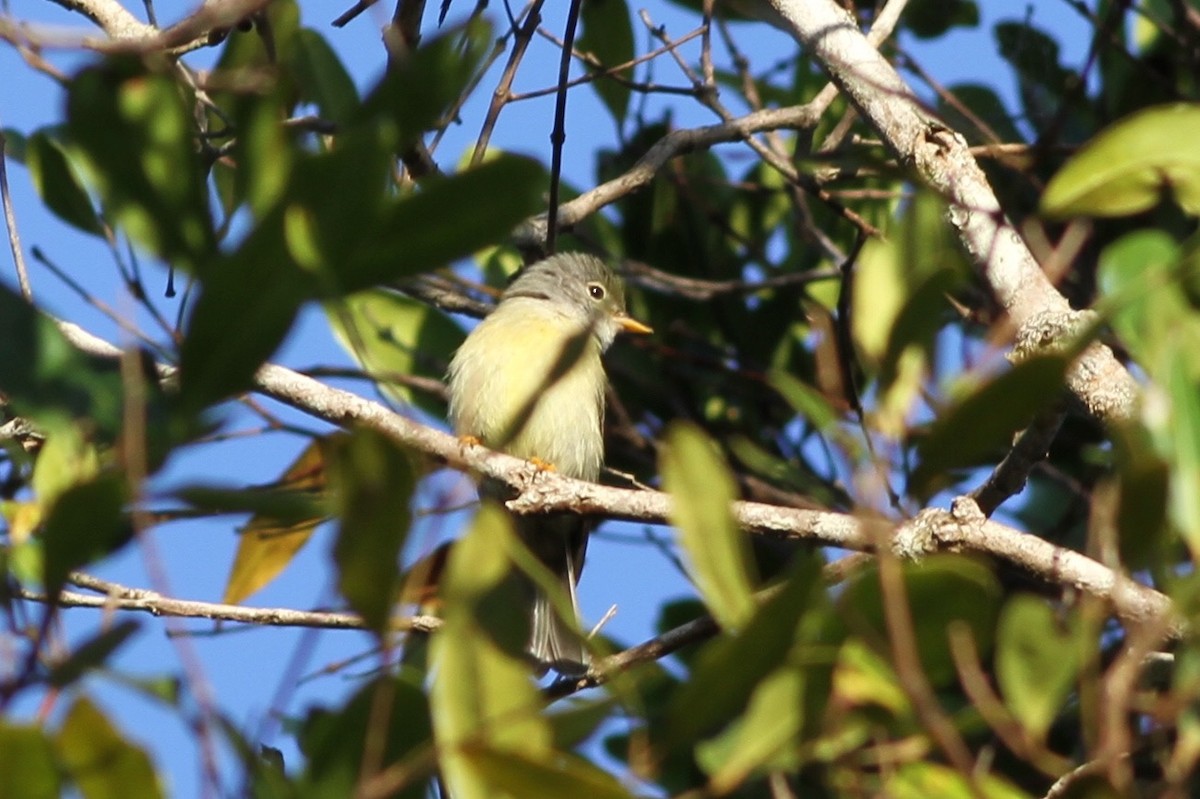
xmin=51 ymin=323 xmax=1176 ymax=636
xmin=766 ymin=0 xmax=1140 ymax=423
xmin=252 ymin=363 xmax=1173 ymax=634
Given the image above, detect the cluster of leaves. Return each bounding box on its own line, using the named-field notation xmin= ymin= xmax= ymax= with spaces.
xmin=2 ymin=0 xmax=1200 ymax=796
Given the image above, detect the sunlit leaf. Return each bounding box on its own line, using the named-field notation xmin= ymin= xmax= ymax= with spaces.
xmin=0 ymin=724 xmax=61 ymax=799
xmin=25 ymin=131 xmax=102 ymax=235
xmin=696 ymin=667 xmax=804 ymax=793
xmin=220 ymin=438 xmax=334 ymax=604
xmin=66 ymin=58 xmax=214 ymax=269
xmin=431 ymin=505 xmax=553 ymax=798
xmin=883 ymin=762 xmax=1028 ymax=799
xmin=996 ymin=595 xmax=1085 ymax=738
xmin=1043 ymin=104 xmax=1200 ymax=218
xmin=661 ymin=422 xmax=757 ymax=629
xmin=669 ymin=556 xmax=820 ymax=745
xmin=41 ymin=473 xmax=130 ymax=596
xmin=327 ymin=289 xmax=463 ymax=417
xmin=468 ymin=747 xmax=633 ymax=799
xmin=831 ymin=639 xmax=911 ymax=717
xmin=30 ymin=424 xmax=100 ymax=509
xmin=56 ymin=699 xmax=163 ymax=799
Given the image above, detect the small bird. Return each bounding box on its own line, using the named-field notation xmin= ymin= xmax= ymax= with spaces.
xmin=446 ymin=252 xmax=651 ymax=674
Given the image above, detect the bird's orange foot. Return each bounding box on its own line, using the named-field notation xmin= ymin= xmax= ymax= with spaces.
xmin=528 ymin=457 xmax=557 ymax=472
xmin=458 ymin=434 xmax=483 ymax=448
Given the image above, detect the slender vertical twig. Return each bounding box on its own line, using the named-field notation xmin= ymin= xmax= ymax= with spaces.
xmin=0 ymin=129 xmax=32 ymax=300
xmin=545 ymin=0 xmax=584 ymax=254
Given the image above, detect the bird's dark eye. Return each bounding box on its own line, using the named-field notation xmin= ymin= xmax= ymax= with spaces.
xmin=587 ymin=282 xmax=606 ymax=300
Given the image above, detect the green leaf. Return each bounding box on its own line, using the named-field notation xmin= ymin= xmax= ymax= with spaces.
xmin=904 ymin=0 xmax=979 ymax=39
xmin=229 ymin=84 xmax=295 ymax=220
xmin=831 ymin=639 xmax=911 ymax=717
xmin=838 ymin=556 xmax=1002 ymax=687
xmin=299 ymin=675 xmax=432 ymax=799
xmin=467 ymin=748 xmax=633 ymax=799
xmin=431 ymin=506 xmax=553 ymax=798
xmin=30 ymin=423 xmax=100 ymax=508
xmin=66 ymin=58 xmax=214 ymax=269
xmin=1097 ymin=230 xmax=1186 ymax=369
xmin=668 ymin=556 xmax=821 ymax=745
xmin=361 ymin=19 xmax=493 ymax=151
xmin=696 ymin=666 xmax=804 ymax=793
xmin=0 ymin=724 xmax=61 ymax=799
xmin=579 ymin=0 xmax=635 ymax=123
xmin=328 ymin=428 xmax=417 ymax=634
xmin=25 ymin=131 xmax=102 ymax=234
xmin=994 ymin=22 xmax=1077 ymax=133
xmin=911 ymin=355 xmax=1070 ymax=498
xmin=56 ymin=698 xmax=163 ymax=799
xmin=289 ymin=29 xmax=359 ymax=124
xmin=48 ymin=620 xmax=140 ymax=688
xmin=177 ymin=221 xmax=309 ymax=414
xmin=883 ymin=762 xmax=1028 ymax=799
xmin=326 ymin=289 xmax=464 ymax=417
xmin=0 ymin=284 xmax=125 ymax=438
xmin=660 ymin=422 xmax=757 ymax=630
xmin=996 ymin=595 xmax=1084 ymax=738
xmin=1042 ymin=104 xmax=1200 ymax=218
xmin=340 ymin=154 xmax=547 ymax=293
xmin=41 ymin=474 xmax=130 ymax=596
xmin=1165 ymin=343 xmax=1200 ymax=546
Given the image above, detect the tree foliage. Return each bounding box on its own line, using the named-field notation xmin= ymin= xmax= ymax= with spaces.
xmin=1 ymin=0 xmax=1200 ymax=796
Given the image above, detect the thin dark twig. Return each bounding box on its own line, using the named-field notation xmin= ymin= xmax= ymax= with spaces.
xmin=0 ymin=130 xmax=32 ymax=300
xmin=332 ymin=0 xmax=379 ymax=28
xmin=471 ymin=0 xmax=545 ymax=167
xmin=971 ymin=409 xmax=1065 ymax=517
xmin=545 ymin=0 xmax=585 ymax=254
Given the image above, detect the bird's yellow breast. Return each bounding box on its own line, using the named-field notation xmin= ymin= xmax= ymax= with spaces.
xmin=448 ymin=300 xmax=607 ymax=481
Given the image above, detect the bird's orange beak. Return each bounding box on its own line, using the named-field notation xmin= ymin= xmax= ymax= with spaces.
xmin=616 ymin=312 xmax=653 ymax=335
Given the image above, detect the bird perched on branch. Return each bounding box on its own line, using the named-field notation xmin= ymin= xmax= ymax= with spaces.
xmin=447 ymin=252 xmax=652 ymax=674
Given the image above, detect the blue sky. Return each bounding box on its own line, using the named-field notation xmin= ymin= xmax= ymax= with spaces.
xmin=0 ymin=1 xmax=1095 ymax=795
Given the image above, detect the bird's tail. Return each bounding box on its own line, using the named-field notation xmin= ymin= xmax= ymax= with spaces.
xmin=527 ymin=549 xmax=589 ymax=676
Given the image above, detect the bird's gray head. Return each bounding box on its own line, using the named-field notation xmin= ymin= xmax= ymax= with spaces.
xmin=501 ymin=252 xmax=651 ymax=349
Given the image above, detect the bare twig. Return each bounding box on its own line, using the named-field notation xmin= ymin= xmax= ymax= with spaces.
xmin=22 ymin=572 xmax=445 ymax=632
xmin=545 ymin=0 xmax=585 ymax=253
xmin=0 ymin=129 xmax=31 ymax=301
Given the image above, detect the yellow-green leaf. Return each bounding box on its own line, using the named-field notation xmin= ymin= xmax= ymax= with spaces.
xmin=468 ymin=748 xmax=632 ymax=799
xmin=56 ymin=699 xmax=163 ymax=799
xmin=0 ymin=724 xmax=61 ymax=799
xmin=660 ymin=422 xmax=757 ymax=630
xmin=222 ymin=438 xmax=333 ymax=604
xmin=431 ymin=505 xmax=552 ymax=798
xmin=1042 ymin=103 xmax=1200 ymax=218
xmin=327 ymin=289 xmax=463 ymax=417
xmin=996 ymin=595 xmax=1085 ymax=739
